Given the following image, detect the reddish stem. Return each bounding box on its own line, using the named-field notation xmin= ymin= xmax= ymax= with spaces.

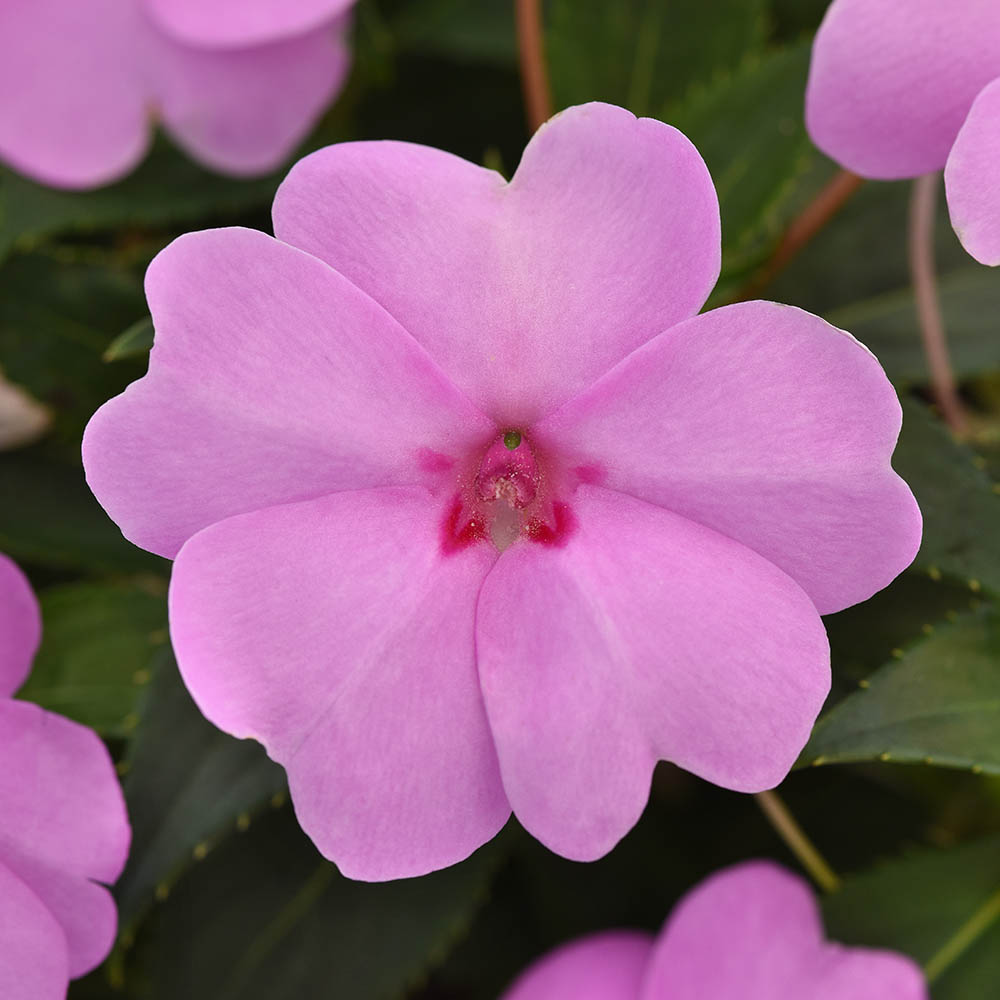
xmin=909 ymin=173 xmax=968 ymax=434
xmin=736 ymin=169 xmax=864 ymax=300
xmin=515 ymin=0 xmax=552 ymax=132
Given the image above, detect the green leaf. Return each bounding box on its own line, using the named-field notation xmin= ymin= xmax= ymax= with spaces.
xmin=823 ymin=835 xmax=1000 ymax=999
xmin=104 ymin=317 xmax=154 ymax=363
xmin=0 ymin=449 xmax=164 ymax=575
xmin=670 ymin=42 xmax=818 ymax=286
xmin=893 ymin=399 xmax=1000 ymax=595
xmin=546 ymin=0 xmax=768 ymax=118
xmin=117 ymin=654 xmax=286 ymax=927
xmin=0 ymin=137 xmax=278 ymax=261
xmin=131 ymin=807 xmax=509 ymax=1000
xmin=827 ymin=267 xmax=1000 ymax=384
xmin=388 ymin=0 xmax=516 ymax=65
xmin=801 ymin=606 xmax=1000 ymax=775
xmin=17 ymin=581 xmax=167 ymax=738
xmin=0 ymin=253 xmax=147 ymax=449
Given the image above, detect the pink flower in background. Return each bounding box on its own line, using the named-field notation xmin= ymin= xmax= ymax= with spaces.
xmin=500 ymin=862 xmax=928 ymax=1000
xmin=806 ymin=0 xmax=1000 ymax=265
xmin=0 ymin=553 xmax=130 ymax=1000
xmin=83 ymin=102 xmax=921 ymax=881
xmin=0 ymin=0 xmax=354 ymax=190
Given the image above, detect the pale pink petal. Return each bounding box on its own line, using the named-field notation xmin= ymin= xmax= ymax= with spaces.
xmin=538 ymin=301 xmax=920 ymax=616
xmin=143 ymin=0 xmax=353 ymax=47
xmin=84 ymin=227 xmax=493 ymax=559
xmin=273 ymin=102 xmax=720 ymax=423
xmin=641 ymin=863 xmax=928 ymax=1000
xmin=945 ymin=77 xmax=1000 ymax=267
xmin=0 ymin=553 xmax=40 ymax=697
xmin=0 ymin=700 xmax=129 ymax=883
xmin=0 ymin=0 xmax=148 ymax=189
xmin=806 ymin=0 xmax=1000 ymax=177
xmin=476 ymin=487 xmax=829 ymax=862
xmin=169 ymin=488 xmax=510 ymax=880
xmin=152 ymin=20 xmax=349 ymax=177
xmin=0 ymin=863 xmax=69 ymax=1000
xmin=501 ymin=933 xmax=654 ymax=1000
xmin=0 ymin=701 xmax=128 ymax=976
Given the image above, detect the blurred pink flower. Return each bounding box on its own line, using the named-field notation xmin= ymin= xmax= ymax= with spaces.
xmin=84 ymin=103 xmax=921 ymax=880
xmin=806 ymin=0 xmax=1000 ymax=265
xmin=0 ymin=553 xmax=130 ymax=999
xmin=0 ymin=0 xmax=353 ymax=189
xmin=500 ymin=862 xmax=928 ymax=1000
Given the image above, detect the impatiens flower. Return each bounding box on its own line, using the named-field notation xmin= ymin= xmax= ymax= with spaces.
xmin=806 ymin=0 xmax=1000 ymax=265
xmin=0 ymin=553 xmax=131 ymax=1000
xmin=499 ymin=862 xmax=929 ymax=1000
xmin=0 ymin=0 xmax=354 ymax=189
xmin=83 ymin=102 xmax=921 ymax=881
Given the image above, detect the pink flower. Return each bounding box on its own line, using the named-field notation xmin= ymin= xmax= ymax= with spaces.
xmin=0 ymin=553 xmax=130 ymax=999
xmin=806 ymin=0 xmax=1000 ymax=265
xmin=83 ymin=103 xmax=921 ymax=880
xmin=500 ymin=862 xmax=928 ymax=1000
xmin=0 ymin=0 xmax=354 ymax=190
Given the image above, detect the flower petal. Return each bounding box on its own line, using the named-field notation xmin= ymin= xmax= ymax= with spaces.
xmin=0 ymin=0 xmax=148 ymax=188
xmin=945 ymin=77 xmax=1000 ymax=267
xmin=538 ymin=301 xmax=920 ymax=616
xmin=143 ymin=0 xmax=353 ymax=48
xmin=273 ymin=102 xmax=720 ymax=423
xmin=806 ymin=0 xmax=1000 ymax=177
xmin=0 ymin=701 xmax=128 ymax=976
xmin=0 ymin=700 xmax=130 ymax=884
xmin=84 ymin=227 xmax=493 ymax=559
xmin=501 ymin=932 xmax=654 ymax=1000
xmin=476 ymin=487 xmax=829 ymax=862
xmin=0 ymin=863 xmax=69 ymax=1000
xmin=641 ymin=862 xmax=928 ymax=1000
xmin=152 ymin=21 xmax=349 ymax=177
xmin=0 ymin=553 xmax=40 ymax=697
xmin=0 ymin=850 xmax=117 ymax=978
xmin=170 ymin=487 xmax=509 ymax=880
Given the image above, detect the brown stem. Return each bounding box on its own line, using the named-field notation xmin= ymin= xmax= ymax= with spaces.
xmin=515 ymin=0 xmax=552 ymax=132
xmin=909 ymin=173 xmax=968 ymax=434
xmin=735 ymin=170 xmax=864 ymax=301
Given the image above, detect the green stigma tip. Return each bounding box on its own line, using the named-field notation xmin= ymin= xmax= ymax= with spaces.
xmin=503 ymin=430 xmax=522 ymax=450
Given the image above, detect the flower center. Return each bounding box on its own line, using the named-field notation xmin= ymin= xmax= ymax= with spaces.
xmin=439 ymin=430 xmax=576 ymax=554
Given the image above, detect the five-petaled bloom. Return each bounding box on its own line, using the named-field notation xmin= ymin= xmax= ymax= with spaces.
xmin=499 ymin=862 xmax=928 ymax=1000
xmin=84 ymin=103 xmax=921 ymax=881
xmin=0 ymin=553 xmax=130 ymax=1000
xmin=0 ymin=0 xmax=354 ymax=189
xmin=807 ymin=0 xmax=1000 ymax=265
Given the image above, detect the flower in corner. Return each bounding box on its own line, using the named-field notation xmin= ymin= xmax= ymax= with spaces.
xmin=0 ymin=0 xmax=355 ymax=189
xmin=498 ymin=862 xmax=928 ymax=1000
xmin=806 ymin=0 xmax=1000 ymax=265
xmin=0 ymin=553 xmax=131 ymax=1000
xmin=83 ymin=102 xmax=921 ymax=881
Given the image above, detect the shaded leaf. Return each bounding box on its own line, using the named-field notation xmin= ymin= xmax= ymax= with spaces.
xmin=894 ymin=399 xmax=1000 ymax=595
xmin=824 ymin=835 xmax=1000 ymax=1000
xmin=18 ymin=581 xmax=167 ymax=738
xmin=547 ymin=0 xmax=768 ymax=118
xmin=117 ymin=654 xmax=286 ymax=927
xmin=0 ymin=449 xmax=164 ymax=575
xmin=0 ymin=137 xmax=277 ymax=261
xmin=671 ymin=42 xmax=819 ymax=286
xmin=828 ymin=267 xmax=1000 ymax=384
xmin=0 ymin=253 xmax=147 ymax=448
xmin=132 ymin=808 xmax=509 ymax=1000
